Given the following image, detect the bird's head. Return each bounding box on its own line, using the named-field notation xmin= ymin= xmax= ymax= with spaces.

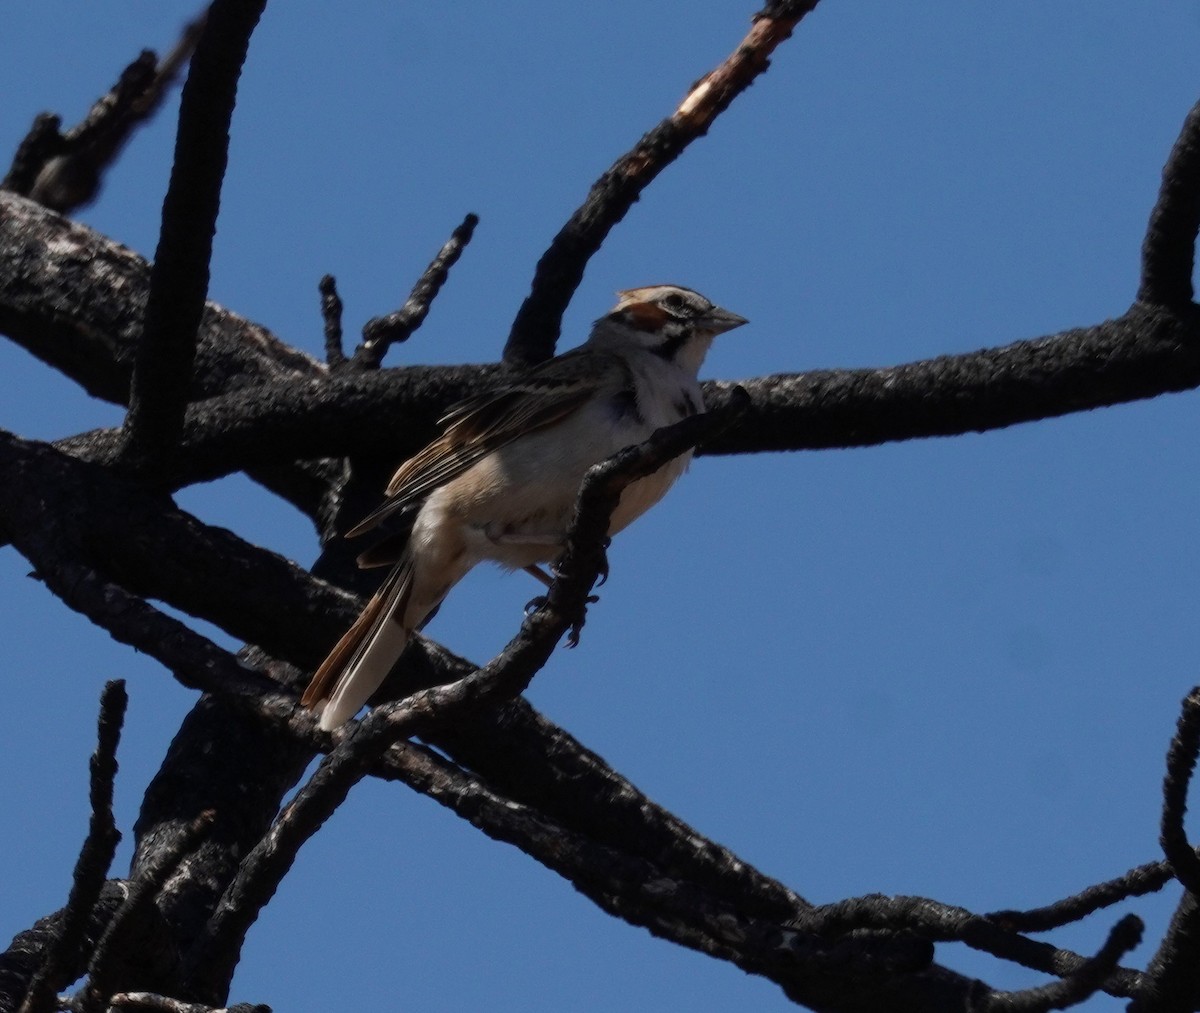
xmin=589 ymin=284 xmax=747 ymax=375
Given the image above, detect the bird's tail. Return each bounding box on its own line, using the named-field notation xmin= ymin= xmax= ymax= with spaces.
xmin=302 ymin=556 xmax=415 ymax=730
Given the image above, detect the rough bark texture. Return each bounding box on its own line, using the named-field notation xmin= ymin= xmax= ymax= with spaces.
xmin=4 ymin=4 xmax=1200 ymax=1012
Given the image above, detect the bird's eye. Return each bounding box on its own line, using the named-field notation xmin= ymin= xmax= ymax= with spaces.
xmin=663 ymin=293 xmax=686 ymax=311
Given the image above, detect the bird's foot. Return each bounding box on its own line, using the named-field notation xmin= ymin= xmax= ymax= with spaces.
xmin=524 ymin=594 xmax=547 ymax=615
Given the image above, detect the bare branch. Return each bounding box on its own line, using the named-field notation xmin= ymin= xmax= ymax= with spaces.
xmin=0 ymin=192 xmax=322 ymax=407
xmin=2 ymin=13 xmax=206 ymax=213
xmin=377 ymin=743 xmax=930 ymax=990
xmin=1160 ymin=686 xmax=1200 ymax=892
xmin=23 ymin=52 xmax=158 ymax=212
xmin=1140 ymin=97 xmax=1200 ymax=308
xmin=700 ymin=302 xmax=1200 ymax=455
xmin=0 ymin=883 xmax=128 ymax=1013
xmin=11 ymin=191 xmax=1200 ymax=495
xmin=122 ymin=0 xmax=267 ymax=469
xmin=791 ymin=895 xmax=1144 ymax=1001
xmin=0 ymin=431 xmax=357 ymax=678
xmin=37 ymin=299 xmax=1200 ymax=500
xmin=109 ymin=994 xmax=269 ymax=1013
xmin=987 ymin=859 xmax=1173 ymax=934
xmin=1126 ymin=688 xmax=1200 ymax=1013
xmin=1128 ymin=892 xmax=1200 ymax=1013
xmin=353 ymin=212 xmax=479 ymax=368
xmin=1 ymin=115 xmax=63 ymax=196
xmin=418 ymin=698 xmax=808 ymax=921
xmin=186 ymin=400 xmax=747 ymax=1000
xmin=503 ymin=0 xmax=821 ymax=367
xmin=16 ymin=684 xmax=127 ymax=1013
xmin=317 ymin=275 xmax=345 ymax=368
xmin=78 ymin=813 xmax=215 ymax=1013
xmin=978 ymin=915 xmax=1143 ymax=1013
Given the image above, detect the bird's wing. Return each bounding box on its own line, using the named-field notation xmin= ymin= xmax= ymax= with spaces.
xmin=345 ymin=349 xmax=615 ymax=540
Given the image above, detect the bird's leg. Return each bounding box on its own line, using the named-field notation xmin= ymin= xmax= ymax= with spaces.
xmin=522 ymin=549 xmax=602 ymax=637
xmin=523 ymin=564 xmax=554 ymax=587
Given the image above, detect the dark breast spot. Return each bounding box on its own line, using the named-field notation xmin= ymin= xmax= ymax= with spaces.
xmin=610 ymin=387 xmax=645 ymax=424
xmin=672 ymin=392 xmax=700 ymax=418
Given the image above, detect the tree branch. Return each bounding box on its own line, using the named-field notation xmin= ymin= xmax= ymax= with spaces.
xmin=46 ymin=299 xmax=1200 ymax=495
xmin=3 ymin=14 xmax=206 ymax=213
xmin=1127 ymin=687 xmax=1200 ymax=1013
xmin=1140 ymin=97 xmax=1200 ymax=308
xmin=16 ymin=683 xmax=127 ymax=1013
xmin=1160 ymin=686 xmax=1200 ymax=893
xmin=0 ymin=431 xmax=357 ymax=676
xmin=0 ymin=193 xmax=322 ymax=406
xmin=0 ymin=883 xmax=129 ymax=1013
xmin=791 ymin=895 xmax=1143 ymax=1001
xmin=352 ymin=212 xmax=479 ymax=369
xmin=78 ymin=813 xmax=215 ymax=1013
xmin=316 ymin=275 xmax=344 ymax=368
xmin=978 ymin=915 xmax=1142 ymax=1013
xmin=987 ymin=858 xmax=1173 ymax=934
xmin=185 ymin=401 xmax=746 ymax=1001
xmin=503 ymin=0 xmax=821 ymax=367
xmin=122 ymin=0 xmax=267 ymax=468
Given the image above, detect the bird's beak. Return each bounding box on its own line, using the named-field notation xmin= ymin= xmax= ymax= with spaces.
xmin=700 ymin=305 xmax=748 ymax=335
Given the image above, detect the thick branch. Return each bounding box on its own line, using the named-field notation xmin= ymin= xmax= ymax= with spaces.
xmin=1140 ymin=98 xmax=1200 ymax=307
xmin=187 ymin=406 xmax=740 ymax=1000
xmin=122 ymin=0 xmax=267 ymax=467
xmin=79 ymin=813 xmax=215 ymax=1013
xmin=377 ymin=744 xmax=930 ymax=993
xmin=0 ymin=431 xmax=356 ymax=674
xmin=0 ymin=192 xmax=321 ymax=405
xmin=9 ymin=192 xmax=1200 ymax=493
xmin=46 ymin=300 xmax=1200 ymax=495
xmin=0 ymin=192 xmax=331 ymax=520
xmin=0 ymin=883 xmax=128 ymax=1013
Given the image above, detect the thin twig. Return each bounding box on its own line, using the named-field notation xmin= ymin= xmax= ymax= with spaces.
xmin=353 ymin=213 xmax=479 ymax=369
xmin=17 ymin=683 xmax=128 ymax=1013
xmin=1160 ymin=687 xmax=1200 ymax=893
xmin=986 ymin=859 xmax=1174 ymax=933
xmin=317 ymin=275 xmax=345 ymax=368
xmin=3 ymin=12 xmax=206 ymax=213
xmin=504 ymin=0 xmax=819 ymax=367
xmin=791 ymin=894 xmax=1144 ymax=1001
xmin=2 ymin=502 xmax=291 ymax=704
xmin=1 ymin=114 xmax=63 ymax=195
xmin=978 ymin=914 xmax=1143 ymax=1012
xmin=122 ymin=0 xmax=267 ymax=469
xmin=25 ymin=51 xmax=157 ymax=212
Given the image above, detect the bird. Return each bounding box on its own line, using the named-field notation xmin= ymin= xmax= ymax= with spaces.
xmin=301 ymin=284 xmax=747 ymax=729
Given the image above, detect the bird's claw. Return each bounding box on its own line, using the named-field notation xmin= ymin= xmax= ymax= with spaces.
xmin=524 ymin=595 xmax=547 ymax=615
xmin=595 ymin=537 xmax=612 ymax=587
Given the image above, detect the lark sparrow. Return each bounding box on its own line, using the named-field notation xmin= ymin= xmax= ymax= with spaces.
xmin=302 ymin=284 xmax=747 ymax=729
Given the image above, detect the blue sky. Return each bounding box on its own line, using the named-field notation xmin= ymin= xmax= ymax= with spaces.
xmin=3 ymin=3 xmax=1200 ymax=1010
